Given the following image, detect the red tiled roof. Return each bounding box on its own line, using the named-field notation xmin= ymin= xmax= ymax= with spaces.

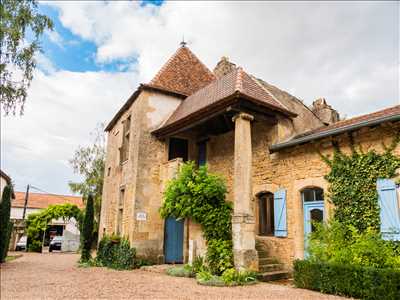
xmin=149 ymin=46 xmax=216 ymax=96
xmin=154 ymin=67 xmax=296 ymax=135
xmin=270 ymin=105 xmax=400 ymax=152
xmin=13 ymin=192 xmax=84 ymax=209
xmin=298 ymin=105 xmax=400 ymax=138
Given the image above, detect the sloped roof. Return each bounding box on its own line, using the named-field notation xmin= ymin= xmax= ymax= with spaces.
xmin=13 ymin=192 xmax=84 ymax=209
xmin=270 ymin=105 xmax=400 ymax=152
xmin=153 ymin=67 xmax=296 ymax=136
xmin=105 ymin=46 xmax=215 ymax=132
xmin=149 ymin=45 xmax=216 ymax=96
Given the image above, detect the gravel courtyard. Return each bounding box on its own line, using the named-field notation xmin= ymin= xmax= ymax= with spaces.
xmin=1 ymin=252 xmax=348 ymax=300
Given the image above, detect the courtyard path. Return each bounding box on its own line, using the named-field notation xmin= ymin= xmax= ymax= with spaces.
xmin=1 ymin=252 xmax=348 ymax=300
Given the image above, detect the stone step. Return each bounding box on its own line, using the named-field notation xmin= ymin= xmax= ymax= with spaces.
xmin=259 ymin=263 xmax=284 ymax=273
xmin=259 ymin=257 xmax=279 ymax=265
xmin=257 ymin=270 xmax=290 ymax=282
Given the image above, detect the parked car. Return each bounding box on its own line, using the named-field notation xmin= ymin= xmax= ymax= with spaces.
xmin=49 ymin=236 xmax=63 ymax=252
xmin=15 ymin=236 xmax=27 ymax=251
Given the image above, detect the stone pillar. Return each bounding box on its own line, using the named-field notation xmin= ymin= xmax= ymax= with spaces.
xmin=232 ymin=112 xmax=258 ymax=271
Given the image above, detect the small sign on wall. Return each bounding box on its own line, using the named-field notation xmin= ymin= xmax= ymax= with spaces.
xmin=136 ymin=212 xmax=147 ymax=221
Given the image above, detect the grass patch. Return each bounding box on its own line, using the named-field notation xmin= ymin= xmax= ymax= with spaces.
xmin=5 ymin=254 xmax=22 ymax=262
xmin=166 ymin=265 xmax=195 ymax=278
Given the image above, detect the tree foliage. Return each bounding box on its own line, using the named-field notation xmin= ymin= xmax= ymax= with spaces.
xmin=69 ymin=124 xmax=105 ymax=232
xmin=320 ymin=133 xmax=400 ymax=231
xmin=160 ymin=162 xmax=233 ymax=274
xmin=81 ymin=194 xmax=94 ymax=262
xmin=0 ymin=185 xmax=13 ymax=262
xmin=0 ymin=0 xmax=53 ymax=115
xmin=26 ymin=203 xmax=82 ymax=252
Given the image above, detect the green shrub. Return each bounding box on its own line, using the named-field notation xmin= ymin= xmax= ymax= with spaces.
xmin=206 ymin=239 xmax=233 ymax=274
xmin=160 ymin=162 xmax=233 ymax=275
xmin=166 ymin=265 xmax=195 ymax=278
xmin=196 ymin=270 xmax=225 ymax=286
xmin=294 ymin=260 xmax=400 ymax=300
xmin=81 ymin=194 xmax=94 ymax=262
xmin=308 ymin=220 xmax=400 ymax=268
xmin=221 ymin=268 xmax=257 ymax=285
xmin=0 ymin=185 xmax=12 ymax=262
xmin=95 ymin=235 xmax=135 ymax=270
xmin=28 ymin=240 xmax=42 ymax=252
xmin=192 ymin=255 xmax=206 ymax=273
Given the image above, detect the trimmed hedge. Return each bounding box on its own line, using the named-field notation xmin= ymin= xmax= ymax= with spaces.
xmin=294 ymin=260 xmax=400 ymax=300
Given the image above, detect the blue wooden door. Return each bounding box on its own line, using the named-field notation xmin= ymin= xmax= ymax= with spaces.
xmin=304 ymin=202 xmax=324 ymax=255
xmin=164 ymin=217 xmax=184 ymax=263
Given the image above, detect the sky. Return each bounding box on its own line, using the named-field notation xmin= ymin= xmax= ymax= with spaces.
xmin=1 ymin=1 xmax=399 ymax=195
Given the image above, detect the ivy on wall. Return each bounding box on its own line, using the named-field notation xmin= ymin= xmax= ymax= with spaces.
xmin=160 ymin=162 xmax=233 ymax=274
xmin=320 ymin=132 xmax=400 ymax=231
xmin=26 ymin=203 xmax=82 ymax=252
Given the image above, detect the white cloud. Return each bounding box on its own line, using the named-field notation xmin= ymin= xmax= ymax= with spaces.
xmin=1 ymin=68 xmax=138 ymax=193
xmin=46 ymin=29 xmax=64 ymax=48
xmin=48 ymin=1 xmax=399 ymax=117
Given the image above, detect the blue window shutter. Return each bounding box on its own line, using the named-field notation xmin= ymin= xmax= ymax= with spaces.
xmin=377 ymin=179 xmax=400 ymax=241
xmin=274 ymin=189 xmax=287 ymax=237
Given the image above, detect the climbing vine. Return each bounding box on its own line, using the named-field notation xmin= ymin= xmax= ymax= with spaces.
xmin=26 ymin=203 xmax=82 ymax=252
xmin=160 ymin=162 xmax=233 ymax=274
xmin=320 ymin=132 xmax=400 ymax=231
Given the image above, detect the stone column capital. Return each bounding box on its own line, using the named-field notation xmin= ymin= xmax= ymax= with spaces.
xmin=232 ymin=112 xmax=254 ymax=123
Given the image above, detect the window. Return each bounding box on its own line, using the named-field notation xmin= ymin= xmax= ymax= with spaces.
xmin=302 ymin=187 xmax=324 ymax=202
xmin=116 ymin=188 xmax=125 ymax=235
xmin=107 ymin=167 xmax=111 ymax=176
xmin=197 ymin=141 xmax=207 ymax=166
xmin=168 ymin=138 xmax=188 ymax=161
xmin=258 ymin=192 xmax=274 ymax=236
xmin=120 ymin=116 xmax=131 ymax=163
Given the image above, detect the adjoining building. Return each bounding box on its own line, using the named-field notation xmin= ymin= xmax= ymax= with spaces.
xmin=10 ymin=191 xmax=83 ymax=252
xmin=99 ymin=45 xmax=400 ymax=274
xmin=0 ymin=169 xmax=14 ymax=201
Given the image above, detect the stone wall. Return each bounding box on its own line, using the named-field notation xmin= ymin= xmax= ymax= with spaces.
xmin=100 ymin=90 xmax=183 ymax=261
xmin=204 ymin=120 xmax=400 ymax=267
xmin=101 ymin=87 xmax=399 ymax=267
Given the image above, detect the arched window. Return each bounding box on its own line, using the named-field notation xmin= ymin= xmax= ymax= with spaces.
xmin=301 ymin=187 xmax=324 ymax=202
xmin=258 ymin=192 xmax=274 ymax=236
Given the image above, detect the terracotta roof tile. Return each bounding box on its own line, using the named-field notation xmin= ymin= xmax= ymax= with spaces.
xmin=157 ymin=67 xmax=296 ymax=132
xmin=270 ymin=105 xmax=400 ymax=152
xmin=296 ymin=105 xmax=400 ymax=138
xmin=149 ymin=46 xmax=216 ymax=96
xmin=13 ymin=192 xmax=84 ymax=209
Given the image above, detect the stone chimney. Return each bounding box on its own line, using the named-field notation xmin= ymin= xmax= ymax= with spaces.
xmin=311 ymin=98 xmax=340 ymax=125
xmin=213 ymin=56 xmax=236 ymax=78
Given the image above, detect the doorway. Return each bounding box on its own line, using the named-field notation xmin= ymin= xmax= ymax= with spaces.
xmin=302 ymin=187 xmax=324 ymax=255
xmin=164 ymin=217 xmax=184 ymax=263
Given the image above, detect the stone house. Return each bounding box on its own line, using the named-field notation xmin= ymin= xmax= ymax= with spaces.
xmin=99 ymin=45 xmax=400 ymax=272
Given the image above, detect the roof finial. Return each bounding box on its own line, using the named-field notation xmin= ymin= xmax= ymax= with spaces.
xmin=180 ymin=35 xmax=187 ymax=47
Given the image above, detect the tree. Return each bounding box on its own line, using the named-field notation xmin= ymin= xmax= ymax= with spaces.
xmin=69 ymin=124 xmax=105 ymax=238
xmin=1 ymin=0 xmax=53 ymax=115
xmin=0 ymin=185 xmax=13 ymax=262
xmin=81 ymin=194 xmax=94 ymax=262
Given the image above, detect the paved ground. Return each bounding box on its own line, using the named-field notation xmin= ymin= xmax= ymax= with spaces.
xmin=1 ymin=252 xmax=348 ymax=300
